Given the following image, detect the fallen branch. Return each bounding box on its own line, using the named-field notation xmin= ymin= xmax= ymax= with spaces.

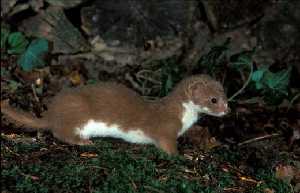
xmin=238 ymin=133 xmax=281 ymax=146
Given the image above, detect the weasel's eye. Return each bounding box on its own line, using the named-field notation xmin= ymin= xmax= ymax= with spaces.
xmin=211 ymin=98 xmax=217 ymax=104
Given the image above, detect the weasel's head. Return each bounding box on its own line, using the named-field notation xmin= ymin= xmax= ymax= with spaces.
xmin=185 ymin=75 xmax=229 ymax=117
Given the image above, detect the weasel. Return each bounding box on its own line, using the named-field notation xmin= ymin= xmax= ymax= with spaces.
xmin=1 ymin=74 xmax=229 ymax=154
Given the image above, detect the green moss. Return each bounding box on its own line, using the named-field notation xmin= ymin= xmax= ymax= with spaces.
xmin=1 ymin=139 xmax=292 ymax=193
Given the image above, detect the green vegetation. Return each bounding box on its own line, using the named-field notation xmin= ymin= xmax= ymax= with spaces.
xmin=157 ymin=39 xmax=295 ymax=104
xmin=1 ymin=26 xmax=48 ymax=72
xmin=6 ymin=31 xmax=29 ymax=55
xmin=18 ymin=38 xmax=49 ymax=72
xmin=198 ymin=39 xmax=295 ymax=104
xmin=1 ymin=138 xmax=292 ymax=193
xmin=160 ymin=58 xmax=184 ymax=96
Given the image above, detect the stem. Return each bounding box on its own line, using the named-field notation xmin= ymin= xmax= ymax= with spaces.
xmin=238 ymin=133 xmax=280 ymax=146
xmin=228 ymin=60 xmax=253 ymax=101
xmin=287 ymin=92 xmax=300 ymax=111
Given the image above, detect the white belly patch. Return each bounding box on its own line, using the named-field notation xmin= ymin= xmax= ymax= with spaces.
xmin=75 ymin=120 xmax=154 ymax=144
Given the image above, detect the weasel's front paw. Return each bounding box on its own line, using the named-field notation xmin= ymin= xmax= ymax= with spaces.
xmin=158 ymin=138 xmax=178 ymax=155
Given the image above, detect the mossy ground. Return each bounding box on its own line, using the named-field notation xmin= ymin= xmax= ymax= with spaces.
xmin=1 ymin=135 xmax=292 ymax=193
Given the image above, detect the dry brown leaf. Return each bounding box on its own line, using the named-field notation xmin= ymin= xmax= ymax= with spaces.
xmin=3 ymin=134 xmax=17 ymax=139
xmin=263 ymin=188 xmax=275 ymax=193
xmin=80 ymin=152 xmax=98 ymax=158
xmin=29 ymin=175 xmax=40 ymax=181
xmin=275 ymin=164 xmax=295 ymax=184
xmin=69 ymin=71 xmax=82 ymax=86
xmin=186 ymin=126 xmax=220 ymax=150
xmin=20 ymin=172 xmax=40 ymax=181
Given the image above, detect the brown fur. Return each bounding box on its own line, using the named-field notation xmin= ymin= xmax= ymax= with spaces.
xmin=1 ymin=75 xmax=228 ymax=154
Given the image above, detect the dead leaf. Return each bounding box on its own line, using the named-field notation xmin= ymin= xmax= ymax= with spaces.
xmin=80 ymin=152 xmax=98 ymax=158
xmin=185 ymin=126 xmax=221 ymax=150
xmin=15 ymin=67 xmax=49 ymax=84
xmin=275 ymin=164 xmax=295 ymax=184
xmin=263 ymin=188 xmax=275 ymax=193
xmin=3 ymin=134 xmax=17 ymax=139
xmin=20 ymin=172 xmax=40 ymax=181
xmin=29 ymin=175 xmax=40 ymax=181
xmin=69 ymin=71 xmax=82 ymax=86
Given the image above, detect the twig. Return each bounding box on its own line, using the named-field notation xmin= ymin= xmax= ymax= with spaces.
xmin=2 ymin=143 xmax=20 ymax=157
xmin=239 ymin=176 xmax=262 ymax=184
xmin=19 ymin=171 xmax=40 ymax=181
xmin=31 ymin=83 xmax=40 ymax=102
xmin=125 ymin=73 xmax=144 ymax=93
xmin=228 ymin=60 xmax=253 ymax=101
xmin=238 ymin=133 xmax=281 ymax=146
xmin=201 ymin=0 xmax=218 ymax=31
xmin=136 ymin=70 xmax=161 ymax=84
xmin=287 ymin=92 xmax=300 ymax=111
xmin=8 ymin=4 xmax=30 ymax=17
xmin=223 ymin=187 xmax=244 ymax=192
xmin=144 ymin=186 xmax=165 ymax=193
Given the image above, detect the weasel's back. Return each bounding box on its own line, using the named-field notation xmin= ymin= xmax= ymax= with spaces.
xmin=43 ymin=82 xmax=150 ymax=130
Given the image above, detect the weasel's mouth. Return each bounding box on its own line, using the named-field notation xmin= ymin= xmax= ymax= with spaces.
xmin=199 ymin=111 xmax=228 ymax=117
xmin=215 ymin=111 xmax=227 ymax=117
xmin=212 ymin=106 xmax=230 ymax=117
xmin=197 ymin=105 xmax=230 ymax=117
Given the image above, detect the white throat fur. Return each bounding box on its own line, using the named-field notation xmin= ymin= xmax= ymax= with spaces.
xmin=179 ymin=101 xmax=210 ymax=136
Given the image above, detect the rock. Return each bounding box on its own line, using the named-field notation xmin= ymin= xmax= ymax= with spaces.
xmin=201 ymin=0 xmax=270 ymax=30
xmin=20 ymin=6 xmax=89 ymax=54
xmin=256 ymin=1 xmax=300 ymax=64
xmin=1 ymin=0 xmax=17 ymax=17
xmin=80 ymin=0 xmax=197 ymax=64
xmin=45 ymin=0 xmax=86 ymax=8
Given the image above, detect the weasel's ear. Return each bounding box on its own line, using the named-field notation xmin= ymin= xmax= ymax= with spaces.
xmin=187 ymin=81 xmax=203 ymax=100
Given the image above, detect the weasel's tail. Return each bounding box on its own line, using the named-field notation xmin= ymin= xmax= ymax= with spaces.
xmin=1 ymin=100 xmax=48 ymax=129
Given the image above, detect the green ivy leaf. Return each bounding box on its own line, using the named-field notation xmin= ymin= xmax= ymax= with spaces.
xmin=8 ymin=80 xmax=22 ymax=92
xmin=1 ymin=67 xmax=9 ymax=77
xmin=1 ymin=28 xmax=10 ymax=49
xmin=251 ymin=68 xmax=266 ymax=83
xmin=255 ymin=82 xmax=264 ymax=90
xmin=165 ymin=75 xmax=173 ymax=94
xmin=7 ymin=32 xmax=29 ymax=54
xmin=265 ymin=67 xmax=291 ymax=94
xmin=18 ymin=38 xmax=48 ymax=72
xmin=230 ymin=48 xmax=255 ymax=70
xmin=251 ymin=66 xmax=268 ymax=90
xmin=251 ymin=66 xmax=291 ymax=95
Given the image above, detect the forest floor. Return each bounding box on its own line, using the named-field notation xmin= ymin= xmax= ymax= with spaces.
xmin=1 ymin=101 xmax=299 ymax=193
